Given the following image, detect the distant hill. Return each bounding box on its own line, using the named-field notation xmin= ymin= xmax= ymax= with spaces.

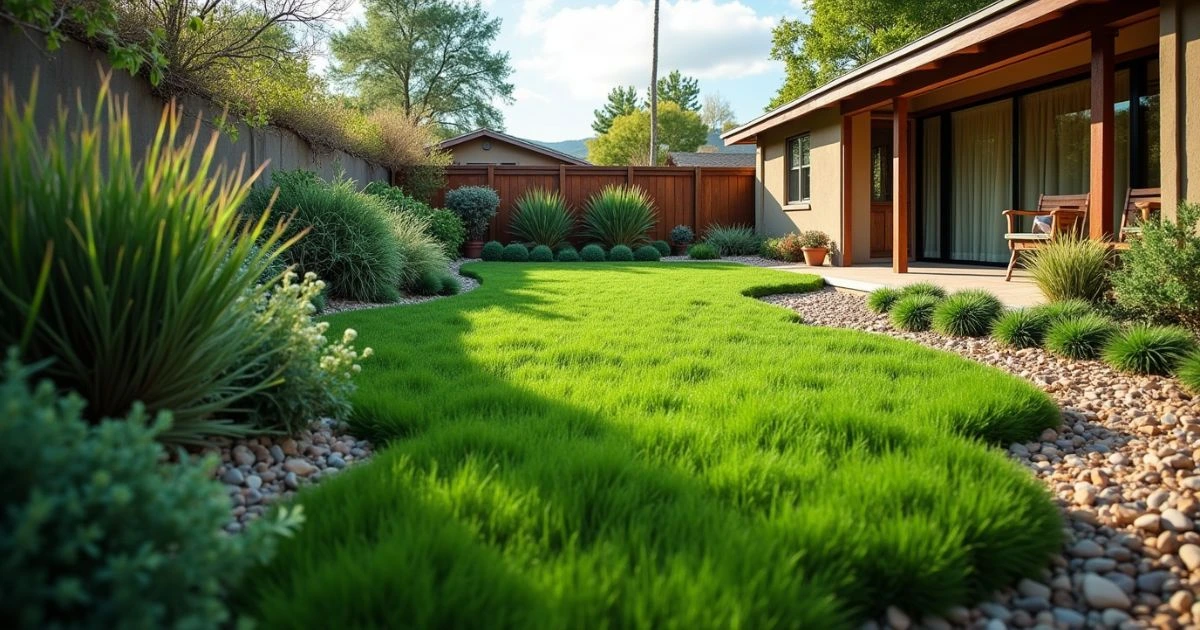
xmin=524 ymin=129 xmax=754 ymax=162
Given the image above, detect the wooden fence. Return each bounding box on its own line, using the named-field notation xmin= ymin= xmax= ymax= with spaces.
xmin=417 ymin=165 xmax=756 ymax=244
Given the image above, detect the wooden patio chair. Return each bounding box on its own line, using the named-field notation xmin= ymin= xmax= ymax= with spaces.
xmin=1119 ymin=187 xmax=1161 ymax=242
xmin=1002 ymin=193 xmax=1090 ymax=281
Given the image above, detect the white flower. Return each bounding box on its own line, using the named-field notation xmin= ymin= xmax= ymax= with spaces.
xmin=343 ymin=328 xmax=357 ymax=343
xmin=362 ymin=347 xmax=374 ymax=359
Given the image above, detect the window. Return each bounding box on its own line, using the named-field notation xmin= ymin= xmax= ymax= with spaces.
xmin=786 ymin=134 xmax=810 ymax=203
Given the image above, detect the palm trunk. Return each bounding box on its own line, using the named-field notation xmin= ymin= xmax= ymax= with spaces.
xmin=648 ymin=0 xmax=660 ymax=166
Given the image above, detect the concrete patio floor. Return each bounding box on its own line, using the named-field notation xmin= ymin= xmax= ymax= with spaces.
xmin=770 ymin=261 xmax=1044 ymax=307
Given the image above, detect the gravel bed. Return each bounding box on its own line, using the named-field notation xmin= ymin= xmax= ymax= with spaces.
xmin=764 ymin=288 xmax=1200 ymax=629
xmin=661 ymin=254 xmax=792 ymax=267
xmin=205 ymin=418 xmax=373 ymax=533
xmin=324 ymin=259 xmax=481 ymax=314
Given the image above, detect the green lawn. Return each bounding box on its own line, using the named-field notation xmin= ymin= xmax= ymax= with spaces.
xmin=241 ymin=263 xmax=1061 ymax=628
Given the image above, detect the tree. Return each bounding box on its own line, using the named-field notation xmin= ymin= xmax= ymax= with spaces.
xmin=653 ymin=70 xmax=700 ymax=112
xmin=587 ymin=102 xmax=708 ymax=166
xmin=648 ymin=0 xmax=660 ymax=166
xmin=592 ymin=86 xmax=640 ymax=135
xmin=330 ymin=0 xmax=515 ymax=133
xmin=768 ymin=0 xmax=990 ymax=108
xmin=701 ymin=93 xmax=736 ymax=131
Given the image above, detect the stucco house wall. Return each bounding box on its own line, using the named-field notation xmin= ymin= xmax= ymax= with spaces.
xmin=446 ymin=137 xmax=569 ymax=166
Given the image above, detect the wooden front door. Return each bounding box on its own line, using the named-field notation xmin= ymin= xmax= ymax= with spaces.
xmin=869 ymin=121 xmax=893 ymax=258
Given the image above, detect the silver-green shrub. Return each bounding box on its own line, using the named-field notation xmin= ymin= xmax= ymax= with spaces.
xmin=1111 ymin=203 xmax=1200 ymax=332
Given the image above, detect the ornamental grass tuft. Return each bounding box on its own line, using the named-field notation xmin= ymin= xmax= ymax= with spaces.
xmin=899 ymin=282 xmax=948 ymax=300
xmin=688 ymin=243 xmax=720 ymax=260
xmin=582 ymin=185 xmax=655 ymax=248
xmin=867 ymin=287 xmax=903 ymax=314
xmin=1045 ymin=314 xmax=1117 ymax=360
xmin=1102 ymin=324 xmax=1197 ymax=375
xmin=890 ymin=294 xmax=942 ymax=332
xmin=1031 ymin=299 xmax=1094 ymax=325
xmin=703 ymin=223 xmax=762 ymax=256
xmin=1027 ymin=236 xmax=1111 ymax=304
xmin=509 ymin=188 xmax=575 ymax=249
xmin=1179 ymin=352 xmax=1200 ymax=394
xmin=932 ymin=290 xmax=1004 ymax=337
xmin=992 ymin=309 xmax=1051 ymax=348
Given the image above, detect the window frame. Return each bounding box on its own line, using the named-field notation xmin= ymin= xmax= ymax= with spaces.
xmin=785 ymin=133 xmax=811 ymax=205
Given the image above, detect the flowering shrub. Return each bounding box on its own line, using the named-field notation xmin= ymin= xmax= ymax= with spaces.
xmin=241 ymin=272 xmax=372 ymax=432
xmin=760 ymin=233 xmax=806 ymax=262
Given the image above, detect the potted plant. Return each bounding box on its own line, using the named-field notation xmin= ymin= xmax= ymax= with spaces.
xmin=670 ymin=224 xmax=695 ymax=255
xmin=445 ymin=185 xmax=500 ymax=258
xmin=797 ymin=230 xmax=833 ymax=266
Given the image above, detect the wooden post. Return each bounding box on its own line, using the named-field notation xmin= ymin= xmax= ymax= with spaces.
xmin=486 ymin=165 xmax=496 ymax=241
xmin=627 ymin=165 xmax=634 ymax=186
xmin=892 ymin=98 xmax=909 ymax=274
xmin=1089 ymin=28 xmax=1115 ymax=240
xmin=693 ymin=167 xmax=701 ymax=232
xmin=841 ymin=115 xmax=854 ymax=267
xmin=558 ymin=164 xmax=567 ymax=194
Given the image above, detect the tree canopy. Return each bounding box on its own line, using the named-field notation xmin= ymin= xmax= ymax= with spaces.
xmin=768 ymin=0 xmax=991 ymax=108
xmin=587 ymin=102 xmax=708 ymax=166
xmin=701 ymin=93 xmax=736 ymax=132
xmin=652 ymin=70 xmax=700 ymax=112
xmin=330 ymin=0 xmax=514 ymax=133
xmin=592 ymin=86 xmax=641 ymax=135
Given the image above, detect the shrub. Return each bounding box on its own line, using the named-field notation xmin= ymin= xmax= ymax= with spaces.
xmin=797 ymin=230 xmax=834 ymax=249
xmin=688 ymin=243 xmax=720 ymax=260
xmin=899 ymin=282 xmax=948 ymax=300
xmin=1032 ymin=299 xmax=1094 ymax=325
xmin=481 ymin=240 xmax=505 ymax=261
xmin=867 ymin=287 xmax=903 ymax=314
xmin=1045 ymin=314 xmax=1117 ymax=360
xmin=0 ymin=79 xmax=303 ymax=440
xmin=0 ymin=355 xmax=304 ymax=628
xmin=704 ymin=223 xmax=762 ymax=256
xmin=388 ymin=211 xmax=451 ymax=293
xmin=890 ymin=294 xmax=942 ymax=332
xmin=759 ymin=237 xmax=784 ymax=260
xmin=652 ymin=240 xmax=672 ymax=257
xmin=932 ymin=290 xmax=1004 ymax=337
xmin=1179 ymin=352 xmax=1200 ymax=394
xmin=445 ymin=186 xmax=500 ymax=241
xmin=1102 ymin=325 xmax=1197 ymax=375
xmin=1027 ymin=236 xmax=1111 ymax=304
xmin=992 ymin=309 xmax=1051 ymax=349
xmin=243 ymin=172 xmax=403 ymax=303
xmin=530 ymin=244 xmax=555 ymax=262
xmin=635 ymin=245 xmax=662 ymax=261
xmin=502 ymin=243 xmax=530 ymax=262
xmin=439 ymin=273 xmax=461 ymax=296
xmin=583 ymin=185 xmax=656 ymax=247
xmin=510 ymin=188 xmax=575 ymax=249
xmin=557 ymin=246 xmax=581 ymax=262
xmin=670 ymin=224 xmax=695 ymax=245
xmin=412 ymin=269 xmax=445 ymax=296
xmin=608 ymin=245 xmax=635 ymax=261
xmin=1111 ymin=203 xmax=1200 ymax=332
xmin=581 ymin=244 xmax=607 ymax=262
xmin=364 ymin=180 xmax=466 ymax=258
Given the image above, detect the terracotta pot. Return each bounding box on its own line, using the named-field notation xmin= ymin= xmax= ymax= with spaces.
xmin=464 ymin=240 xmax=484 ymax=258
xmin=801 ymin=247 xmax=828 ymax=266
xmin=672 ymin=243 xmax=690 ymax=256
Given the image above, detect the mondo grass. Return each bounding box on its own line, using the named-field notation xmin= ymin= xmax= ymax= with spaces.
xmin=899 ymin=282 xmax=948 ymax=300
xmin=1102 ymin=325 xmax=1197 ymax=375
xmin=1045 ymin=314 xmax=1117 ymax=360
xmin=1031 ymin=299 xmax=1093 ymax=325
xmin=241 ymin=264 xmax=1061 ymax=627
xmin=890 ymin=294 xmax=942 ymax=332
xmin=932 ymin=290 xmax=1004 ymax=337
xmin=993 ymin=309 xmax=1051 ymax=348
xmin=1179 ymin=353 xmax=1200 ymax=394
xmin=867 ymin=287 xmax=902 ymax=314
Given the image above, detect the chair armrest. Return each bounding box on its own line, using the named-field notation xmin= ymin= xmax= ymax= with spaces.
xmin=1049 ymin=208 xmax=1086 ymax=216
xmin=1002 ymin=209 xmax=1046 ymax=216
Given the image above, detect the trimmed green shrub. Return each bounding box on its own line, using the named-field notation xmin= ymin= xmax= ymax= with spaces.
xmin=581 ymin=244 xmax=607 ymax=262
xmin=244 ymin=171 xmax=403 ymax=303
xmin=1179 ymin=352 xmax=1200 ymax=394
xmin=704 ymin=223 xmax=762 ymax=256
xmin=530 ymin=245 xmax=555 ymax=262
xmin=1027 ymin=236 xmax=1111 ymax=304
xmin=635 ymin=245 xmax=662 ymax=261
xmin=1045 ymin=314 xmax=1117 ymax=359
xmin=899 ymin=282 xmax=948 ymax=300
xmin=502 ymin=243 xmax=531 ymax=262
xmin=364 ymin=181 xmax=465 ymax=257
xmin=389 ymin=211 xmax=450 ymax=294
xmin=932 ymin=290 xmax=1004 ymax=337
xmin=583 ymin=185 xmax=656 ymax=247
xmin=439 ymin=273 xmax=461 ymax=296
xmin=445 ymin=186 xmax=500 ymax=241
xmin=890 ymin=294 xmax=942 ymax=332
xmin=0 ymin=354 xmax=303 ymax=628
xmin=510 ymin=188 xmax=575 ymax=249
xmin=1102 ymin=324 xmax=1197 ymax=375
xmin=992 ymin=309 xmax=1051 ymax=349
xmin=688 ymin=242 xmax=720 ymax=260
xmin=557 ymin=246 xmax=581 ymax=262
xmin=670 ymin=224 xmax=695 ymax=246
xmin=608 ymin=245 xmax=635 ymax=261
xmin=1031 ymin=299 xmax=1094 ymax=325
xmin=481 ymin=240 xmax=505 ymax=261
xmin=0 ymin=80 xmax=307 ymax=440
xmin=412 ymin=269 xmax=445 ymax=296
xmin=1111 ymin=203 xmax=1200 ymax=332
xmin=867 ymin=287 xmax=903 ymax=314
xmin=652 ymin=240 xmax=672 ymax=257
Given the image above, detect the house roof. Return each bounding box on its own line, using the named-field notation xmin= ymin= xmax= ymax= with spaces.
xmin=437 ymin=128 xmax=590 ymax=165
xmin=721 ymin=0 xmax=1151 ymax=144
xmin=666 ymin=152 xmax=755 ymax=168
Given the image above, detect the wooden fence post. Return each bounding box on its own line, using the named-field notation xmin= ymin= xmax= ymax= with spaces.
xmin=487 ymin=165 xmax=496 ymax=241
xmin=558 ymin=164 xmax=566 ymax=194
xmin=627 ymin=166 xmax=634 ymax=186
xmin=692 ymin=167 xmax=701 ymax=232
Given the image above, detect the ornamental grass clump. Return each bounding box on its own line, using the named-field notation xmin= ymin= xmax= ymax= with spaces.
xmin=364 ymin=181 xmax=465 ymax=257
xmin=530 ymin=245 xmax=555 ymax=262
xmin=992 ymin=309 xmax=1051 ymax=348
xmin=0 ymin=77 xmax=303 ymax=441
xmin=1027 ymin=236 xmax=1111 ymax=304
xmin=481 ymin=240 xmax=505 ymax=261
xmin=890 ymin=294 xmax=942 ymax=332
xmin=635 ymin=245 xmax=662 ymax=261
xmin=608 ymin=244 xmax=635 ymax=261
xmin=867 ymin=287 xmax=903 ymax=314
xmin=688 ymin=242 xmax=720 ymax=260
xmin=583 ymin=185 xmax=656 ymax=248
xmin=704 ymin=223 xmax=762 ymax=256
xmin=932 ymin=290 xmax=1004 ymax=337
xmin=1179 ymin=353 xmax=1200 ymax=394
xmin=1102 ymin=324 xmax=1197 ymax=375
xmin=439 ymin=273 xmax=461 ymax=296
xmin=557 ymin=246 xmax=581 ymax=262
xmin=388 ymin=211 xmax=450 ymax=294
xmin=502 ymin=243 xmax=530 ymax=262
xmin=1032 ymin=299 xmax=1094 ymax=325
xmin=1045 ymin=314 xmax=1117 ymax=360
xmin=899 ymin=282 xmax=948 ymax=300
xmin=510 ymin=188 xmax=575 ymax=249
xmin=580 ymin=244 xmax=607 ymax=262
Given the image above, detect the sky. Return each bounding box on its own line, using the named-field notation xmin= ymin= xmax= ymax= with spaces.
xmin=325 ymin=0 xmax=807 ymax=142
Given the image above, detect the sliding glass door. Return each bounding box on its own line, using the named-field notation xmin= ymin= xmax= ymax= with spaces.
xmin=949 ymin=100 xmax=1012 ymax=263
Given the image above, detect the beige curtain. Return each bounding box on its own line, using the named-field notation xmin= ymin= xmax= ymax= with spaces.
xmin=922 ymin=119 xmax=941 ymax=258
xmin=951 ymin=100 xmax=1012 ymax=263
